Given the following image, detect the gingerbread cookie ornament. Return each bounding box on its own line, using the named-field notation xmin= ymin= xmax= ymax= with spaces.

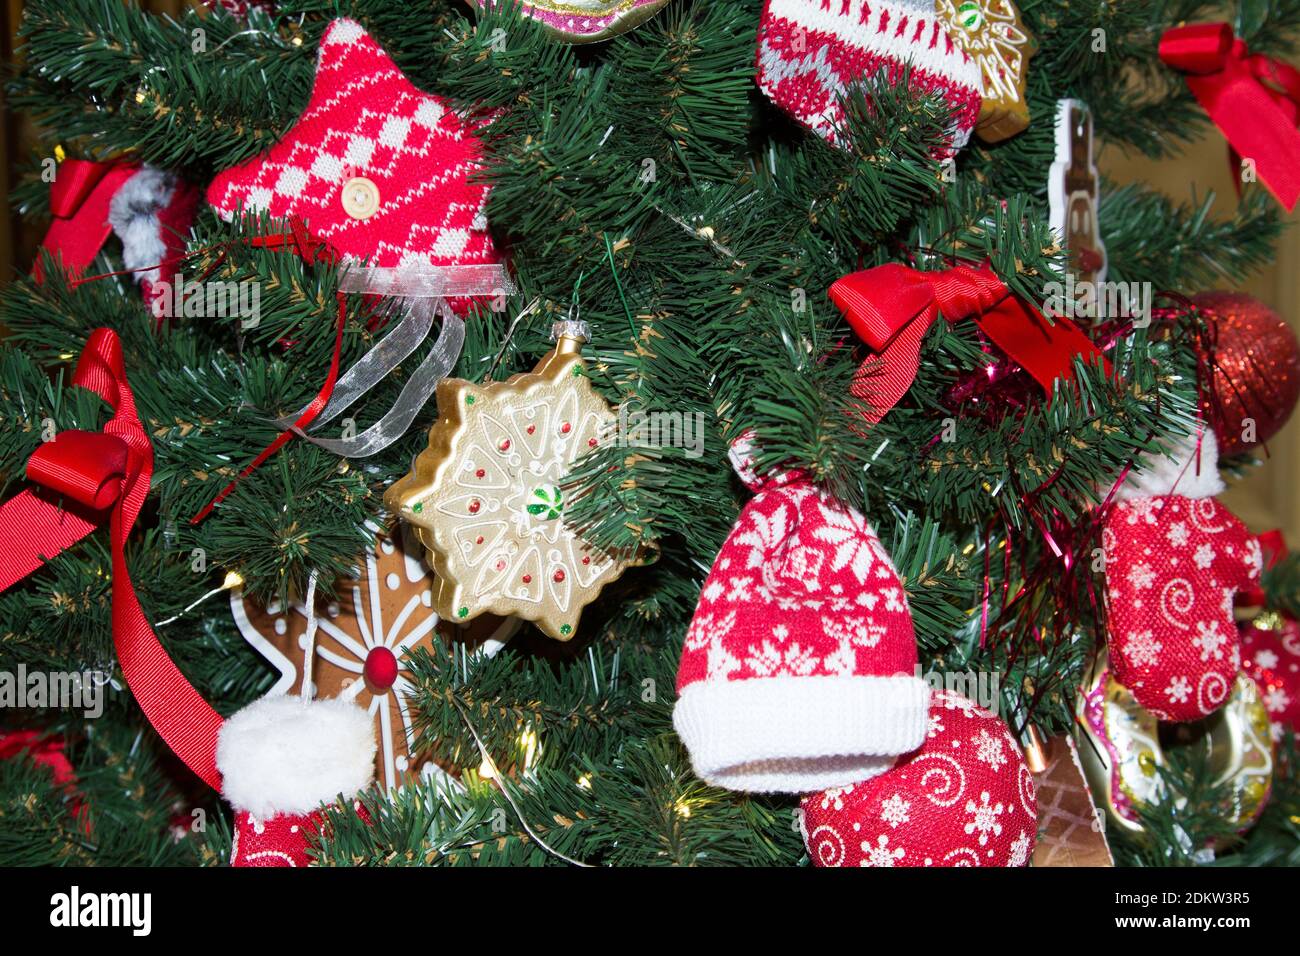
xmin=231 ymin=524 xmax=518 ymax=793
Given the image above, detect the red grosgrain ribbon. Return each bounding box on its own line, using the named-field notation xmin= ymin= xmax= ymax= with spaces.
xmin=0 ymin=330 xmax=224 ymax=789
xmin=34 ymin=159 xmax=138 ymax=282
xmin=828 ymin=262 xmax=1106 ymax=422
xmin=1160 ymin=23 xmax=1300 ymax=211
xmin=188 ymin=218 xmax=345 ymax=524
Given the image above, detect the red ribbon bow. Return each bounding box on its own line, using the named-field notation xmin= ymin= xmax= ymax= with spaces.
xmin=1159 ymin=23 xmax=1300 ymax=211
xmin=828 ymin=262 xmax=1107 ymax=422
xmin=34 ymin=158 xmax=139 ymax=282
xmin=0 ymin=329 xmax=223 ymax=790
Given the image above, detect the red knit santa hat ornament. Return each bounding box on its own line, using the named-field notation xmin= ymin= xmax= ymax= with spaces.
xmin=801 ymin=689 xmax=1037 ymax=867
xmin=755 ymin=0 xmax=982 ymax=151
xmin=673 ymin=437 xmax=929 ymax=793
xmin=107 ymin=166 xmax=200 ymax=315
xmin=207 ymin=18 xmax=496 ymax=276
xmin=1104 ymin=428 xmax=1263 ymax=722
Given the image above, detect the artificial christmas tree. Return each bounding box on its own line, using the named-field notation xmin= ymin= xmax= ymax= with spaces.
xmin=2 ymin=0 xmax=1300 ymax=874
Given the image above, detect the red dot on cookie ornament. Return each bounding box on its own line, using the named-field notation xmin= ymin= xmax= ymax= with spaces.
xmin=468 ymin=499 xmax=481 ymax=514
xmin=363 ymin=646 xmax=399 ymax=692
xmin=553 ymin=569 xmax=566 ymax=582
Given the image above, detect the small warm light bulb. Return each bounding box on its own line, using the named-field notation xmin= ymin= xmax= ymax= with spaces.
xmin=222 ymin=570 xmax=244 ymax=590
xmin=53 ymin=144 xmax=66 ymax=163
xmin=577 ymin=773 xmax=593 ymax=790
xmin=478 ymin=757 xmax=497 ymax=780
xmin=519 ymin=727 xmax=539 ymax=770
xmin=674 ymin=800 xmax=692 ymax=819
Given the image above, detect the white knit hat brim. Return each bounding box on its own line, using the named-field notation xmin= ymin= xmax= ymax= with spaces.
xmin=673 ymin=673 xmax=930 ymax=793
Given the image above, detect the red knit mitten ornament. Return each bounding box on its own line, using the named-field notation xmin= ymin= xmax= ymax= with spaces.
xmin=673 ymin=437 xmax=928 ymax=793
xmin=755 ymin=0 xmax=982 ymax=151
xmin=207 ymin=19 xmax=497 ymax=278
xmin=1104 ymin=430 xmax=1263 ymax=721
xmin=801 ymin=690 xmax=1037 ymax=867
xmin=217 ymin=696 xmax=375 ymax=867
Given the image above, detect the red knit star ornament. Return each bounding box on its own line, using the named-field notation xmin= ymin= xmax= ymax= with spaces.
xmin=207 ymin=18 xmax=496 ymax=272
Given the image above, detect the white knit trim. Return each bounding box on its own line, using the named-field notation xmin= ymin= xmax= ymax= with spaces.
xmin=673 ymin=673 xmax=929 ymax=793
xmin=765 ymin=0 xmax=981 ymax=87
xmin=1114 ymin=428 xmax=1223 ymax=502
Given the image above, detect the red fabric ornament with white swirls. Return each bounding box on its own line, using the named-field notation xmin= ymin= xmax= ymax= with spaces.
xmin=1240 ymin=615 xmax=1300 ymax=741
xmin=800 ymin=689 xmax=1037 ymax=867
xmin=1103 ymin=430 xmax=1262 ymax=722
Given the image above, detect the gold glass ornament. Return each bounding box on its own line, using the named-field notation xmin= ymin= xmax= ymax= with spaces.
xmin=386 ymin=321 xmax=640 ymax=640
xmin=936 ymin=0 xmax=1036 ymax=141
xmin=1075 ymin=651 xmax=1273 ymax=847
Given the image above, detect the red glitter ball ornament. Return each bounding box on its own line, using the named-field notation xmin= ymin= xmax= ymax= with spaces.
xmin=1194 ymin=291 xmax=1300 ymax=455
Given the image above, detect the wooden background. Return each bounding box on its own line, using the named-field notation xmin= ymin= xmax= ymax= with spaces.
xmin=3 ymin=1 xmax=1299 ymax=541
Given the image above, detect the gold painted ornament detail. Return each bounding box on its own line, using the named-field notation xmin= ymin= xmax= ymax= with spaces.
xmin=386 ymin=326 xmax=639 ymax=640
xmin=1075 ymin=651 xmax=1273 ymax=848
xmin=466 ymin=0 xmax=670 ymax=44
xmin=936 ymin=0 xmax=1036 ymax=141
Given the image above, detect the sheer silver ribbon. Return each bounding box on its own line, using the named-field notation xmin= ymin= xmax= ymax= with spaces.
xmin=275 ymin=262 xmax=514 ymax=458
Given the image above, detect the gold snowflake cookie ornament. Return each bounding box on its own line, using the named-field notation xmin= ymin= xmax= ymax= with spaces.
xmin=936 ymin=0 xmax=1037 ymax=142
xmin=386 ymin=320 xmax=637 ymax=640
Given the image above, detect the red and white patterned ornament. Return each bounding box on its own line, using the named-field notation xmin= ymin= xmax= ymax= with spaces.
xmin=1103 ymin=431 xmax=1261 ymax=722
xmin=801 ymin=690 xmax=1037 ymax=867
xmin=673 ymin=434 xmax=928 ymax=794
xmin=755 ymin=0 xmax=982 ymax=152
xmin=1240 ymin=613 xmax=1300 ymax=740
xmin=207 ymin=19 xmax=496 ymax=278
